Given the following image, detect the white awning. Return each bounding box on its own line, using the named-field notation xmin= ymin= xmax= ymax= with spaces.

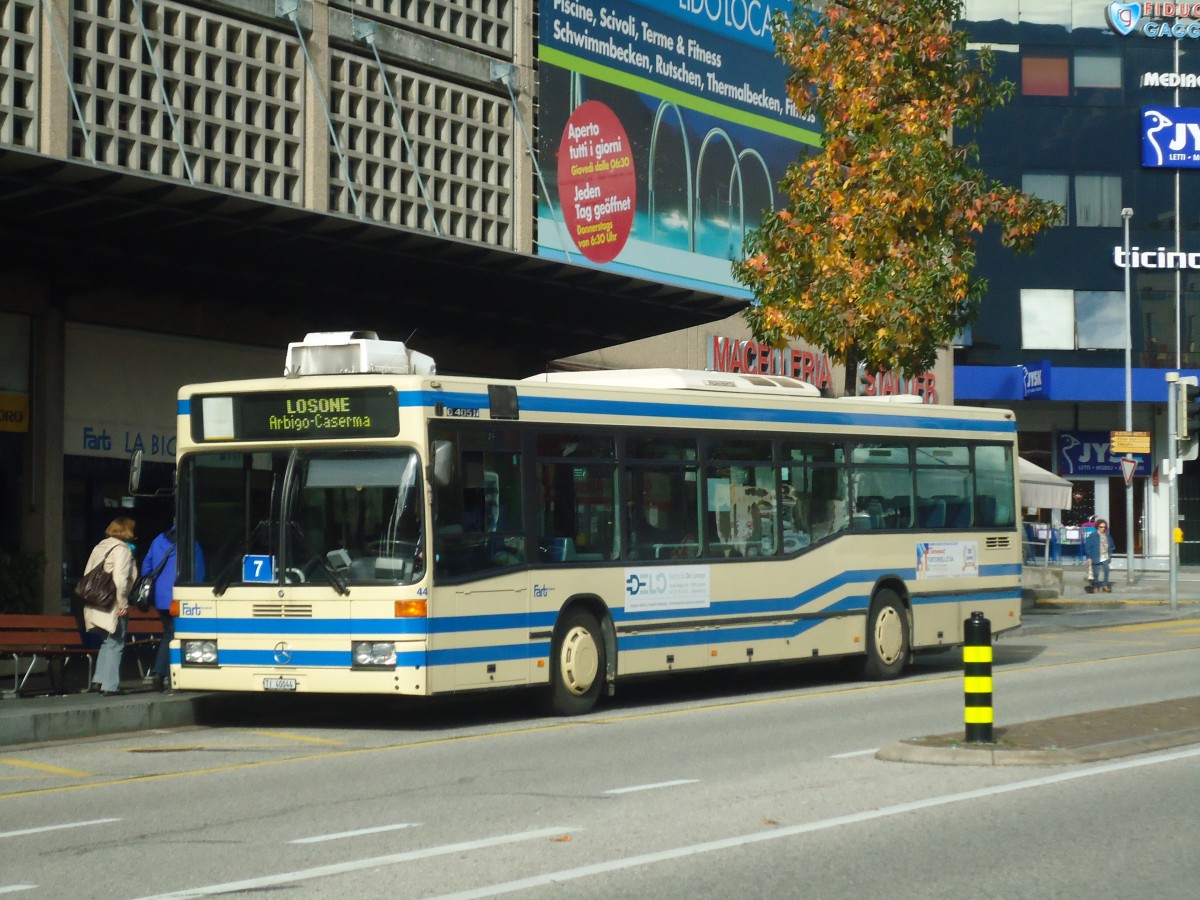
xmin=1019 ymin=457 xmax=1073 ymax=510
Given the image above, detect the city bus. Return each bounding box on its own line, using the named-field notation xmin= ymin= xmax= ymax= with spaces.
xmin=162 ymin=331 xmax=1022 ymax=714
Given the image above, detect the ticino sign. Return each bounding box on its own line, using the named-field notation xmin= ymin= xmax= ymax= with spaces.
xmin=1113 ymin=246 xmax=1200 ymax=268
xmin=1107 ymin=3 xmax=1200 ymax=37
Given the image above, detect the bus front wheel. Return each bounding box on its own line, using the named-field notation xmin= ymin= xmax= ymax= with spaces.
xmin=863 ymin=589 xmax=909 ymax=680
xmin=549 ymin=608 xmax=605 ymax=716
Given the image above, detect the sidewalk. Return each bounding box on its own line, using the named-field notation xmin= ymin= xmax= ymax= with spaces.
xmin=2 ymin=585 xmax=1200 ymax=755
xmin=877 ymin=566 xmax=1200 ymax=765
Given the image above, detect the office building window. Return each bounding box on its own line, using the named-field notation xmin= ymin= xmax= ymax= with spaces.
xmin=1023 ymin=173 xmax=1068 ymax=225
xmin=1074 ymin=52 xmax=1121 ymax=89
xmin=1075 ymin=175 xmax=1122 ymax=227
xmin=1021 ymin=289 xmax=1074 ymax=349
xmin=1020 ymin=48 xmax=1121 ymax=99
xmin=1021 ymin=172 xmax=1120 ymax=227
xmin=1021 ymin=290 xmax=1128 ymax=351
xmin=1022 ymin=54 xmax=1069 ymax=96
xmin=963 ymin=0 xmax=1017 ymax=23
xmin=1075 ymin=291 xmax=1125 ymax=349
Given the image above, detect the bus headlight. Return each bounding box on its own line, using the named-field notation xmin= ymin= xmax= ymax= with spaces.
xmin=182 ymin=640 xmax=218 ymax=666
xmin=352 ymin=641 xmax=396 ymax=668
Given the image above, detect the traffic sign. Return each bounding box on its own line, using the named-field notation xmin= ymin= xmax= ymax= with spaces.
xmin=1121 ymin=456 xmax=1138 ymax=486
xmin=1111 ymin=430 xmax=1150 ymax=454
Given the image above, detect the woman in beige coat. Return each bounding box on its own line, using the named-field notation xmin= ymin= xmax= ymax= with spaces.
xmin=82 ymin=517 xmax=137 ymax=695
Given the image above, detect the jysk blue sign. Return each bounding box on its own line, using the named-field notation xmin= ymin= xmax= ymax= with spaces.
xmin=1022 ymin=360 xmax=1051 ymax=399
xmin=1142 ymin=107 xmax=1200 ymax=168
xmin=1058 ymin=431 xmax=1148 ymax=477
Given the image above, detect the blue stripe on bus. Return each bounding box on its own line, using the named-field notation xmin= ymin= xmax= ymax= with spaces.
xmin=183 ymin=391 xmax=1017 ymax=435
xmin=215 ymin=648 xmax=428 ymax=667
xmin=175 ymin=567 xmax=1019 ymax=641
xmin=400 ymin=390 xmax=1016 ymax=433
xmin=176 ymin=584 xmax=1019 ymax=653
xmin=198 ymin=618 xmax=434 ymax=635
xmin=194 ymin=587 xmax=1021 ymax=669
xmin=615 ymin=564 xmax=1019 ymax=623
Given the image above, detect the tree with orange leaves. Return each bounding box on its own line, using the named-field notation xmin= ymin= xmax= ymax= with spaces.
xmin=733 ymin=0 xmax=1061 ymax=394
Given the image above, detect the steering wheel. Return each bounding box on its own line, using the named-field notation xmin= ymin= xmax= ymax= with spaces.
xmin=365 ymin=540 xmax=417 ymax=558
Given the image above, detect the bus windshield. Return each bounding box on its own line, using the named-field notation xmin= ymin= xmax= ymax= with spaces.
xmin=181 ymin=448 xmax=425 ymax=592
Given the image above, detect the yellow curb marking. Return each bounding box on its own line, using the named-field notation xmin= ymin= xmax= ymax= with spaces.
xmin=0 ymin=758 xmax=91 ymax=777
xmin=249 ymin=730 xmax=345 ymax=746
xmin=1098 ymin=618 xmax=1200 ymax=633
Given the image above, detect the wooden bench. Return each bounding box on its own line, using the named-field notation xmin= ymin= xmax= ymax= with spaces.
xmin=0 ymin=614 xmax=96 ymax=697
xmin=125 ymin=606 xmax=165 ymax=678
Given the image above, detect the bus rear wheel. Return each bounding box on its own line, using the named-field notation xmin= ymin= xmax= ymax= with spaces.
xmin=549 ymin=608 xmax=605 ymax=716
xmin=863 ymin=589 xmax=909 ymax=680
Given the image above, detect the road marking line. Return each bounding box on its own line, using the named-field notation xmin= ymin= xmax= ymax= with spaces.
xmin=0 ymin=886 xmax=36 ymax=894
xmin=830 ymin=748 xmax=878 ymax=758
xmin=130 ymin=826 xmax=580 ymax=900
xmin=250 ymin=730 xmax=345 ymax=746
xmin=605 ymin=779 xmax=698 ymax=794
xmin=1098 ymin=618 xmax=1200 ymax=633
xmin=0 ymin=758 xmax=90 ymax=777
xmin=431 ymin=746 xmax=1200 ymax=900
xmin=0 ymin=818 xmax=121 ymax=839
xmin=5 ymin=648 xmax=1198 ymax=803
xmin=289 ymin=822 xmax=419 ymax=843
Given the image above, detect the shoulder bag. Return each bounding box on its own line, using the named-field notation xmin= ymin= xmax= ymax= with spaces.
xmin=132 ymin=534 xmax=176 ymax=612
xmin=74 ymin=545 xmax=119 ymax=611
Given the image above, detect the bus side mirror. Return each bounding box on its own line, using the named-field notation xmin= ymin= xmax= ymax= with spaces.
xmin=430 ymin=440 xmax=454 ymax=488
xmin=128 ymin=449 xmax=144 ymax=494
xmin=128 ymin=447 xmax=176 ymax=497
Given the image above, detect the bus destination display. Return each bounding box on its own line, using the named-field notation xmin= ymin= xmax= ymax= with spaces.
xmin=193 ymin=388 xmax=399 ymax=441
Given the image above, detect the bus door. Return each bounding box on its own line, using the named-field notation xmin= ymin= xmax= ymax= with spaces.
xmin=431 ymin=431 xmax=530 ymax=689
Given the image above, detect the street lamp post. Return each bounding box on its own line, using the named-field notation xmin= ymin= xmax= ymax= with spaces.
xmin=1123 ymin=207 xmax=1135 ymax=585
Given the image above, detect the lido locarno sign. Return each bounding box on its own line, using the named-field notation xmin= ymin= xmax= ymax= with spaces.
xmin=1107 ymin=2 xmax=1200 ymax=37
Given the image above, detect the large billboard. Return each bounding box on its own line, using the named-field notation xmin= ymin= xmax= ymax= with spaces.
xmin=537 ymin=0 xmax=820 ymax=295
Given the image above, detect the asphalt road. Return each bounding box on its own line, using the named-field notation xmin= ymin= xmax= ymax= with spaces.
xmin=2 ymin=614 xmax=1198 ymax=898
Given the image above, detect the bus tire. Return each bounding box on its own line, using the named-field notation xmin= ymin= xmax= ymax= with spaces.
xmin=549 ymin=608 xmax=605 ymax=716
xmin=863 ymin=589 xmax=909 ymax=680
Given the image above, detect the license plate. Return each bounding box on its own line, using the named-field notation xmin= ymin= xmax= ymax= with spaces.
xmin=263 ymin=677 xmax=297 ymax=691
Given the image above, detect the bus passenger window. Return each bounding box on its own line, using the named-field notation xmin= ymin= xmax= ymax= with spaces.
xmin=434 ymin=445 xmax=525 ymax=576
xmin=537 ymin=460 xmax=616 ymax=563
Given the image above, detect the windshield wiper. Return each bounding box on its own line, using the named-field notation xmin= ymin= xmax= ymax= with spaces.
xmin=308 ymin=555 xmax=350 ymax=596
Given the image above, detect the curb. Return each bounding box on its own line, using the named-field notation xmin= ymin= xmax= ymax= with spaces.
xmin=0 ymin=692 xmax=210 ymax=748
xmin=875 ymin=727 xmax=1200 ymax=766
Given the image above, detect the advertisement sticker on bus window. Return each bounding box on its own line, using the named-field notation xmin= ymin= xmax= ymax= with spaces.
xmin=916 ymin=542 xmax=979 ymax=579
xmin=624 ymin=566 xmax=711 ymax=612
xmin=242 ymin=555 xmax=275 ymax=583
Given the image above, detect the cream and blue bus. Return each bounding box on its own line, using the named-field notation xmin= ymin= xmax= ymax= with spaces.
xmin=165 ymin=331 xmax=1022 ymax=714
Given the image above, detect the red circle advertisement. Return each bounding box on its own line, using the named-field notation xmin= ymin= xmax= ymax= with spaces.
xmin=557 ymin=101 xmax=636 ymax=264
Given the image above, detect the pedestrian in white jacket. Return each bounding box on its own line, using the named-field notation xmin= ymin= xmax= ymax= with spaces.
xmin=82 ymin=517 xmax=137 ymax=694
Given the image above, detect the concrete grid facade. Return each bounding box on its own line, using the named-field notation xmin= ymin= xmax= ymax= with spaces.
xmin=0 ymin=0 xmax=531 ymax=245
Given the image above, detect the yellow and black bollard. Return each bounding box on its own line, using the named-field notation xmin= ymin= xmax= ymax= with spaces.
xmin=963 ymin=611 xmax=994 ymax=743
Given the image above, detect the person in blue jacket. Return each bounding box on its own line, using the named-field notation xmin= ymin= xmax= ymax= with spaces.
xmin=141 ymin=524 xmax=205 ymax=691
xmin=1083 ymin=518 xmax=1115 ymax=593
